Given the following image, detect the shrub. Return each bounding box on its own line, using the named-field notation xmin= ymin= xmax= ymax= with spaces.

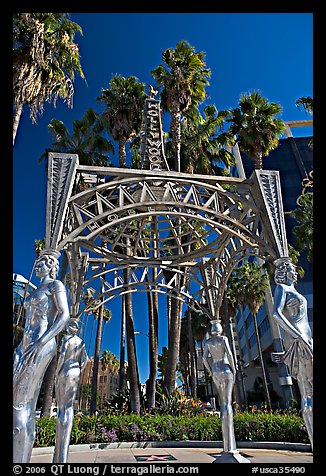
xmin=34 ymin=410 xmax=309 ymax=447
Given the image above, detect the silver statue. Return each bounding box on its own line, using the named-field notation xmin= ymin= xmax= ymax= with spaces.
xmin=13 ymin=249 xmax=70 ymax=463
xmin=203 ymin=320 xmax=238 ymax=453
xmin=271 ymin=257 xmax=313 ymax=450
xmin=53 ymin=318 xmax=88 ymax=463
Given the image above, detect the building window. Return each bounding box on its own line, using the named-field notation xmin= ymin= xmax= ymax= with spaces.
xmin=248 ymin=334 xmax=256 ymax=349
xmin=258 ymin=316 xmax=270 ymax=337
xmin=245 ymin=314 xmax=253 ymax=329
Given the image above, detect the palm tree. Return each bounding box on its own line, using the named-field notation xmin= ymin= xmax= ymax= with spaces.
xmin=226 ymin=90 xmax=285 ymax=169
xmin=101 ymin=349 xmax=119 ymax=374
xmin=228 ymin=261 xmax=272 ymax=409
xmin=98 ymin=76 xmax=147 ymax=414
xmin=97 ymin=75 xmax=147 ymax=167
xmin=295 ymin=96 xmax=313 ymax=115
xmin=40 ymin=108 xmax=114 ymax=166
xmin=290 ymin=192 xmax=313 ymax=263
xmin=178 ymin=105 xmax=235 ymax=175
xmin=151 ymin=40 xmax=211 ymax=172
xmin=295 ymin=96 xmax=313 ymax=149
xmin=13 ymin=13 xmax=84 ymax=144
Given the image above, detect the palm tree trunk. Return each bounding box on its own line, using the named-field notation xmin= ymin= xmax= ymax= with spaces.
xmin=255 ymin=151 xmax=263 ymax=170
xmin=118 ymin=295 xmax=126 ymax=393
xmin=124 ymin=279 xmax=141 ymax=414
xmin=171 ymin=111 xmax=182 ymax=172
xmin=124 ymin=238 xmax=141 ymax=414
xmin=147 ymin=268 xmax=159 ymax=409
xmin=119 ymin=139 xmax=127 ymax=168
xmin=90 ymin=276 xmax=105 ymax=414
xmin=13 ymin=102 xmax=23 ymax=145
xmin=163 ymin=276 xmax=183 ymax=394
xmin=187 ymin=309 xmax=197 ymax=399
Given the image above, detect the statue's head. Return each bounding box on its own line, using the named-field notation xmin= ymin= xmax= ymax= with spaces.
xmin=274 ymin=257 xmax=297 ymax=285
xmin=35 ymin=248 xmax=61 ymax=279
xmin=67 ymin=318 xmax=79 ymax=335
xmin=210 ymin=320 xmax=223 ymax=335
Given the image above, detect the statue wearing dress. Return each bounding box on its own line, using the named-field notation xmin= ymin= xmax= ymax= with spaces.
xmin=13 ymin=249 xmax=70 ymax=463
xmin=203 ymin=320 xmax=238 ymax=453
xmin=271 ymin=257 xmax=313 ymax=450
xmin=53 ymin=318 xmax=88 ymax=463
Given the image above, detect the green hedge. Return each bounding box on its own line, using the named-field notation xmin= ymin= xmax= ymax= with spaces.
xmin=34 ymin=411 xmax=309 ymax=448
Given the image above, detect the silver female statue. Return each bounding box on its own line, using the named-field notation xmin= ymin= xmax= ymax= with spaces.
xmin=203 ymin=320 xmax=237 ymax=453
xmin=272 ymin=257 xmax=313 ymax=449
xmin=13 ymin=249 xmax=70 ymax=463
xmin=53 ymin=318 xmax=88 ymax=463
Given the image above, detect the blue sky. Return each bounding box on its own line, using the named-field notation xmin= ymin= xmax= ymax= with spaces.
xmin=13 ymin=13 xmax=313 ymax=384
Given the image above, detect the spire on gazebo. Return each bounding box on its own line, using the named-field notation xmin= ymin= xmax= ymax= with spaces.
xmin=140 ymin=95 xmax=170 ymax=171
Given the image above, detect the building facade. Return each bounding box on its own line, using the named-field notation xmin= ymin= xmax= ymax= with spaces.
xmin=79 ymin=357 xmax=120 ymax=411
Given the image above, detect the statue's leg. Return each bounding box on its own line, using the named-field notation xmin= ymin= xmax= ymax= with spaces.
xmin=53 ymin=370 xmax=80 ymax=463
xmin=13 ymin=405 xmax=35 ymax=463
xmin=13 ymin=341 xmax=56 ymax=463
xmin=297 ymin=366 xmax=313 ymax=450
xmin=217 ymin=378 xmax=237 ymax=453
xmin=53 ymin=406 xmax=74 ymax=463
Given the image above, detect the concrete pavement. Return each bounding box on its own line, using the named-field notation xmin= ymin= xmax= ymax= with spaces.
xmin=30 ymin=441 xmax=313 ymax=464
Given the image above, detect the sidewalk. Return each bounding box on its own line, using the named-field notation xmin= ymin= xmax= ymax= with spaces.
xmin=31 ymin=441 xmax=313 ymax=464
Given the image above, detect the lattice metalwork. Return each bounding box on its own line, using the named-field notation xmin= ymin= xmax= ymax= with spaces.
xmin=45 ymin=152 xmax=289 ymax=320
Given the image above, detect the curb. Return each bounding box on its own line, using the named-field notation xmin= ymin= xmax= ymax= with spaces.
xmin=32 ymin=440 xmax=312 ymax=455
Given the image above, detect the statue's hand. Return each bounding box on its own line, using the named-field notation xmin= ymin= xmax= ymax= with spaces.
xmin=21 ymin=344 xmax=40 ymax=367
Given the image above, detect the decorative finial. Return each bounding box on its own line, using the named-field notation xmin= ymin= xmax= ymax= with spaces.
xmin=149 ymin=84 xmax=158 ymax=99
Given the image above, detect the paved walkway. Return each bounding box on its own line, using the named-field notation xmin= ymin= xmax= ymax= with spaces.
xmin=31 ymin=441 xmax=313 ymax=464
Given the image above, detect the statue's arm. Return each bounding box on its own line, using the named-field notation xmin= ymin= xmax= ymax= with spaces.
xmin=202 ymin=343 xmax=211 ymax=373
xmin=224 ymin=337 xmax=237 ymax=375
xmin=38 ymin=282 xmax=70 ymax=348
xmin=273 ymin=284 xmax=308 ymax=342
xmin=80 ymin=343 xmax=89 ymax=372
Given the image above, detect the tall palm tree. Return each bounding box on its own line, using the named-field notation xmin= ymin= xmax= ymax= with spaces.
xmin=151 ymin=41 xmax=210 ymax=393
xmin=151 ymin=40 xmax=211 ymax=172
xmin=226 ymin=90 xmax=285 ymax=169
xmin=98 ymin=76 xmax=147 ymax=414
xmin=40 ymin=108 xmax=114 ymax=166
xmin=97 ymin=75 xmax=147 ymax=167
xmin=228 ymin=261 xmax=272 ymax=409
xmin=13 ymin=13 xmax=84 ymax=144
